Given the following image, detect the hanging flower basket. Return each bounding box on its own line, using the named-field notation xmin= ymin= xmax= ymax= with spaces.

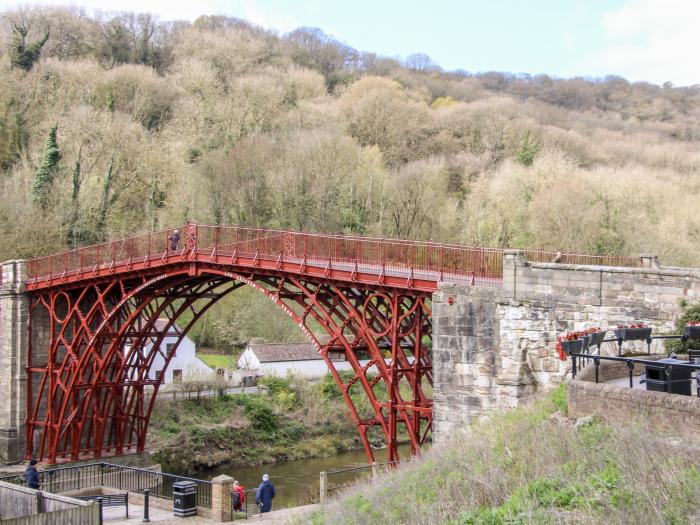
xmin=586 ymin=329 xmax=606 ymax=347
xmin=559 ymin=338 xmax=583 ymax=356
xmin=614 ymin=324 xmax=652 ymax=341
xmin=684 ymin=322 xmax=700 ymax=339
xmin=578 ymin=334 xmax=590 ymax=351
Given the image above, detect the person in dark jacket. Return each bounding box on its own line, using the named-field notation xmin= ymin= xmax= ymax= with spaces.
xmin=168 ymin=229 xmax=180 ymax=251
xmin=25 ymin=459 xmax=40 ymax=490
xmin=254 ymin=474 xmax=275 ymax=513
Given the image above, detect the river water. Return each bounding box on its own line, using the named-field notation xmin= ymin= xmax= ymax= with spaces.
xmin=195 ymin=444 xmax=415 ymax=509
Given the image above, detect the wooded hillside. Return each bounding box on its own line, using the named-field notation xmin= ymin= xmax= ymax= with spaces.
xmin=2 ymin=7 xmax=700 ymax=267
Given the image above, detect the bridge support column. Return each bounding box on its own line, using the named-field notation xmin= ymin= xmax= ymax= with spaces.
xmin=0 ymin=260 xmax=29 ymax=464
xmin=432 ymin=252 xmax=543 ymax=444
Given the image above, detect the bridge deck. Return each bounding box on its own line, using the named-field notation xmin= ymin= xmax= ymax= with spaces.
xmin=23 ymin=223 xmax=642 ymax=292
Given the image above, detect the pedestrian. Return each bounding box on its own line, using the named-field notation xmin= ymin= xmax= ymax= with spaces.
xmin=168 ymin=229 xmax=180 ymax=251
xmin=254 ymin=474 xmax=275 ymax=513
xmin=25 ymin=459 xmax=40 ymax=490
xmin=232 ymin=480 xmax=246 ymax=513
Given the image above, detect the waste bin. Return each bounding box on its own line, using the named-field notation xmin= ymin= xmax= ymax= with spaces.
xmin=645 ymin=358 xmax=691 ymax=396
xmin=173 ymin=480 xmax=197 ymax=517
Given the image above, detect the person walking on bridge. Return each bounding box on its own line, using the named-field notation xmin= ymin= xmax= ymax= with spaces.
xmin=168 ymin=229 xmax=180 ymax=251
xmin=255 ymin=474 xmax=275 ymax=513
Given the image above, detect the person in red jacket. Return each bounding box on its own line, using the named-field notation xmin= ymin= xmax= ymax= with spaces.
xmin=232 ymin=480 xmax=246 ymax=512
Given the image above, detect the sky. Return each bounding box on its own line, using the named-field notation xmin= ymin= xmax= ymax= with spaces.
xmin=1 ymin=0 xmax=699 ymax=86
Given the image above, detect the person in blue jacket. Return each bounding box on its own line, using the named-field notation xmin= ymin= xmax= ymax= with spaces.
xmin=26 ymin=459 xmax=40 ymax=490
xmin=255 ymin=474 xmax=275 ymax=513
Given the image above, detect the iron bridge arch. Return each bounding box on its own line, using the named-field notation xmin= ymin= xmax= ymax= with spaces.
xmin=27 ymin=265 xmax=433 ymax=465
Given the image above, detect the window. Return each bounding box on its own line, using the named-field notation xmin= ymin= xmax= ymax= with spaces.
xmin=173 ymin=369 xmax=183 ymax=383
xmin=155 ymin=370 xmax=162 ymax=381
xmin=166 ymin=343 xmax=176 ymax=357
xmin=217 ymin=368 xmax=225 ymax=377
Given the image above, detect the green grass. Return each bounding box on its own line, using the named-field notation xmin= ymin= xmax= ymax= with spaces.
xmin=293 ymin=388 xmax=700 ymax=525
xmin=195 ymin=353 xmax=237 ymax=369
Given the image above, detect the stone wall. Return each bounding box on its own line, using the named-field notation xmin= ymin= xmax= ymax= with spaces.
xmin=432 ymin=251 xmax=700 ymax=443
xmin=0 ymin=261 xmax=29 ymax=464
xmin=568 ymin=380 xmax=700 ymax=442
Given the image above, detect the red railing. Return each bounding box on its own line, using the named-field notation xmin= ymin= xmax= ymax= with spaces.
xmin=24 ymin=222 xmax=643 ymax=286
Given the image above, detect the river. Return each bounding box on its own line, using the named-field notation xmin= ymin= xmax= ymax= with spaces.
xmin=195 ymin=444 xmax=415 ymax=509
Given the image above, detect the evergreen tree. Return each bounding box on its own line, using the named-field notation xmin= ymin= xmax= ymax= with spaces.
xmin=32 ymin=126 xmax=60 ymax=209
xmin=9 ymin=21 xmax=49 ymax=72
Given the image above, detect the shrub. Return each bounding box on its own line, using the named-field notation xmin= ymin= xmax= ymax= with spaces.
xmin=260 ymin=375 xmax=293 ymax=396
xmin=666 ymin=302 xmax=700 ymax=354
xmin=242 ymin=396 xmax=279 ymax=433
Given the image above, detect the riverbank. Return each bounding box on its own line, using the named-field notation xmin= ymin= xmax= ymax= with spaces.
xmin=148 ymin=373 xmax=405 ymax=475
xmin=292 ymin=385 xmax=700 ymax=525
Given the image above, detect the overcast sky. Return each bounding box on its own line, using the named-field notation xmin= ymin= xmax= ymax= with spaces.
xmin=1 ymin=0 xmax=698 ymax=86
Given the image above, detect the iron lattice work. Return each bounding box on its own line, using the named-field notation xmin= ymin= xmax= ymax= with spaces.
xmin=26 ymin=267 xmax=432 ymax=464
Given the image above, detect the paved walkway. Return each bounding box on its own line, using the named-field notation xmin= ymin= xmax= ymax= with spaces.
xmin=104 ymin=504 xmax=318 ymax=525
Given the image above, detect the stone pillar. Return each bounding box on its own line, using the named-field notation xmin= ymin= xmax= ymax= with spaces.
xmin=0 ymin=260 xmax=29 ymax=464
xmin=502 ymin=250 xmax=526 ymax=300
xmin=210 ymin=474 xmax=234 ymax=522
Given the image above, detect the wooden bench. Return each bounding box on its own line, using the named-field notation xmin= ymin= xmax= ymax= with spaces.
xmin=76 ymin=493 xmax=129 ymax=518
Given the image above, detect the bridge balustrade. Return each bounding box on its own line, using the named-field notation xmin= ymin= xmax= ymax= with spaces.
xmin=24 ymin=222 xmax=644 ymax=288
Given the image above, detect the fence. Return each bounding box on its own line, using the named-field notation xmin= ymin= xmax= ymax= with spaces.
xmin=520 ymin=249 xmax=642 ymax=268
xmin=153 ymin=385 xmax=267 ymax=402
xmin=319 ymin=461 xmax=399 ymax=504
xmin=572 ymin=336 xmax=700 ymax=397
xmin=0 ymin=462 xmax=212 ymax=509
xmin=23 ymin=222 xmax=647 ymax=287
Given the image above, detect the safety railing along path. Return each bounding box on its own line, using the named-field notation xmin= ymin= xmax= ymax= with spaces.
xmin=0 ymin=462 xmax=213 ymax=509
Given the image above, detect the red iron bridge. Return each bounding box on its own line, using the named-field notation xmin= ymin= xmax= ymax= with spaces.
xmin=21 ymin=222 xmax=641 ymax=464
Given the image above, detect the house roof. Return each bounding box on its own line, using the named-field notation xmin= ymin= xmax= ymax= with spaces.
xmin=154 ymin=319 xmax=181 ymax=335
xmin=248 ymin=343 xmax=322 ymax=363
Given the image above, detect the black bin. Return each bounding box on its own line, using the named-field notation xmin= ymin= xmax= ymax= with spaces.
xmin=645 ymin=358 xmax=691 ymax=396
xmin=173 ymin=480 xmax=197 ymax=517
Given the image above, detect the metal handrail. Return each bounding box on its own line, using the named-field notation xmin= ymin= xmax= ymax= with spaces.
xmin=0 ymin=462 xmax=213 ymax=509
xmin=23 ymin=221 xmax=645 ymax=286
xmin=571 ymin=351 xmax=700 ymax=396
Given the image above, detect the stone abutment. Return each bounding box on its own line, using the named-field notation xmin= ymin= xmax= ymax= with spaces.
xmin=431 ymin=251 xmax=700 ymax=442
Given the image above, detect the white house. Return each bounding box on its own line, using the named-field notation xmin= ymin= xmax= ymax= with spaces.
xmin=237 ymin=342 xmax=387 ymax=379
xmin=143 ymin=319 xmax=213 ymax=384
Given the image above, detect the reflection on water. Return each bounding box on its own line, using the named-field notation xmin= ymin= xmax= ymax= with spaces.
xmin=196 ymin=444 xmax=416 ymax=509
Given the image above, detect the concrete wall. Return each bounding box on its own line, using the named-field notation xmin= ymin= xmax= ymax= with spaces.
xmin=0 ymin=261 xmax=29 ymax=464
xmin=0 ymin=480 xmax=96 ymax=521
xmin=432 ymin=251 xmax=700 ymax=443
